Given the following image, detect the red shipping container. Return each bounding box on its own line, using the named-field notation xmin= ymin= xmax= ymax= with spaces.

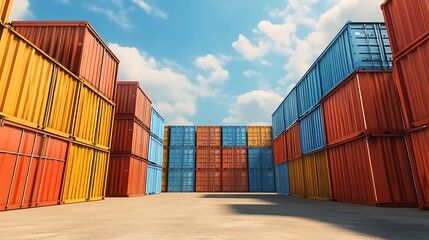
xmin=110 ymin=116 xmax=150 ymax=160
xmin=273 ymin=132 xmax=286 ymax=165
xmin=328 ymin=136 xmax=417 ymax=207
xmin=196 ymin=147 xmax=221 ymax=169
xmin=221 ymin=147 xmax=247 ymax=169
xmin=196 ymin=126 xmax=221 ymax=147
xmin=381 ymin=0 xmax=429 ymax=56
xmin=394 ymin=34 xmax=429 ymax=129
xmin=406 ymin=127 xmax=429 ymax=210
xmin=195 ymin=169 xmax=221 ymax=192
xmin=284 ymin=123 xmax=301 ymax=161
xmin=323 ymin=71 xmax=404 ymax=145
xmin=0 ymin=122 xmax=69 ymax=211
xmin=11 ymin=21 xmax=119 ymax=100
xmin=115 ymin=82 xmax=152 ymax=130
xmin=106 ymin=155 xmax=148 ymax=197
xmin=221 ymin=169 xmax=248 ymax=192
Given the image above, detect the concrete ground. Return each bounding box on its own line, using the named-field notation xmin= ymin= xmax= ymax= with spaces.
xmin=0 ymin=193 xmax=428 ymax=240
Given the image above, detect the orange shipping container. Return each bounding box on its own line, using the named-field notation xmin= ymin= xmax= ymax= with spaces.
xmin=164 ymin=126 xmax=170 ymax=146
xmin=111 ymin=117 xmax=150 ymax=160
xmin=221 ymin=169 xmax=248 ymax=192
xmin=196 ymin=126 xmax=221 ymax=147
xmin=247 ymin=126 xmax=272 ymax=147
xmin=196 ymin=147 xmax=221 ymax=169
xmin=322 ymin=71 xmax=404 ymax=145
xmin=288 ymin=159 xmax=305 ymax=197
xmin=195 ymin=170 xmax=221 ymax=192
xmin=284 ymin=123 xmax=301 ymax=161
xmin=11 ymin=21 xmax=119 ymax=100
xmin=273 ymin=132 xmax=286 ymax=165
xmin=161 ymin=169 xmax=168 ymax=192
xmin=221 ymin=147 xmax=247 ymax=169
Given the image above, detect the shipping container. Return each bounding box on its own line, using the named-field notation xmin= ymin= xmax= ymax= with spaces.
xmin=222 ymin=126 xmax=247 ymax=147
xmin=248 ymin=168 xmax=275 ymax=192
xmin=115 ymin=82 xmax=152 ymax=129
xmin=161 ymin=168 xmax=168 ymax=192
xmin=196 ymin=147 xmax=221 ymax=169
xmin=195 ymin=169 xmax=221 ymax=192
xmin=288 ymin=159 xmax=305 ymax=197
xmin=272 ymin=103 xmax=285 ymax=139
xmin=0 ymin=122 xmax=68 ymax=211
xmin=167 ymin=169 xmax=195 ymax=192
xmin=221 ymin=147 xmax=248 ymax=169
xmin=302 ymin=151 xmax=331 ymax=200
xmin=247 ymin=126 xmax=272 ymax=147
xmin=95 ymin=98 xmax=115 ymax=150
xmin=221 ymin=169 xmax=248 ymax=192
xmin=196 ymin=126 xmax=221 ymax=147
xmin=162 ymin=147 xmax=168 ymax=169
xmin=406 ymin=127 xmax=429 ymax=210
xmin=169 ymin=126 xmax=196 ymax=147
xmin=284 ymin=123 xmax=301 ymax=161
xmin=296 ymin=63 xmax=322 ymax=117
xmin=106 ymin=155 xmax=147 ymax=197
xmin=62 ymin=143 xmax=109 ymax=203
xmin=111 ymin=117 xmax=150 ymax=160
xmin=164 ymin=126 xmax=170 ymax=147
xmin=328 ymin=136 xmax=417 ymax=207
xmin=275 ymin=162 xmax=290 ymax=195
xmin=247 ymin=147 xmax=274 ymax=169
xmin=11 ymin=21 xmax=119 ymax=100
xmin=300 ymin=106 xmax=325 ymax=155
xmin=1 ymin=0 xmax=13 ymax=23
xmin=150 ymin=108 xmax=165 ymax=142
xmin=148 ymin=134 xmax=163 ymax=166
xmin=279 ymin=88 xmax=299 ymax=134
xmin=273 ymin=132 xmax=286 ymax=165
xmin=72 ymin=84 xmax=99 ymax=145
xmin=319 ymin=22 xmax=392 ymax=96
xmin=381 ymin=0 xmax=429 ymax=56
xmin=146 ymin=164 xmax=162 ymax=195
xmin=322 ymin=71 xmax=404 ymax=145
xmin=168 ymin=147 xmax=195 ymax=169
xmin=393 ymin=35 xmax=429 ymax=128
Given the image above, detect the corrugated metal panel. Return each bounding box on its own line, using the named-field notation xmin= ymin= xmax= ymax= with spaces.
xmin=302 ymin=151 xmax=332 ymax=200
xmin=150 ymin=108 xmax=165 ymax=142
xmin=169 ymin=126 xmax=196 ymax=147
xmin=221 ymin=126 xmax=247 ymax=147
xmin=167 ymin=169 xmax=195 ymax=192
xmin=283 ymin=88 xmax=299 ymax=130
xmin=148 ymin=134 xmax=163 ymax=166
xmin=196 ymin=126 xmax=221 ymax=147
xmin=328 ymin=136 xmax=417 ymax=207
xmin=11 ymin=21 xmax=120 ymax=100
xmin=394 ymin=35 xmax=429 ymax=128
xmin=319 ymin=22 xmax=392 ymax=96
xmin=247 ymin=126 xmax=272 ymax=147
xmin=0 ymin=123 xmax=68 ymax=211
xmin=162 ymin=147 xmax=168 ymax=169
xmin=161 ymin=169 xmax=168 ymax=192
xmin=164 ymin=126 xmax=170 ymax=147
xmin=273 ymin=132 xmax=286 ymax=165
xmin=106 ymin=155 xmax=147 ymax=197
xmin=88 ymin=150 xmax=109 ymax=201
xmin=221 ymin=147 xmax=248 ymax=169
xmin=111 ymin=117 xmax=149 ymax=159
xmin=288 ymin=159 xmax=305 ymax=197
xmin=381 ymin=0 xmax=429 ymax=56
xmin=296 ymin=63 xmax=322 ymax=117
xmin=195 ymin=169 xmax=221 ymax=192
xmin=322 ymin=71 xmax=404 ymax=145
xmin=196 ymin=147 xmax=221 ymax=169
xmin=285 ymin=123 xmax=301 ymax=161
xmin=146 ymin=164 xmax=162 ymax=195
xmin=73 ymin=84 xmax=99 ymax=145
xmin=406 ymin=127 xmax=429 ymax=210
xmin=95 ymin=99 xmax=115 ymax=150
xmin=248 ymin=169 xmax=275 ymax=192
xmin=221 ymin=169 xmax=248 ymax=192
xmin=168 ymin=147 xmax=195 ymax=169
xmin=247 ymin=148 xmax=274 ymax=169
xmin=1 ymin=0 xmax=13 ymax=23
xmin=115 ymin=82 xmax=152 ymax=129
xmin=275 ymin=162 xmax=290 ymax=195
xmin=300 ymin=106 xmax=325 ymax=155
xmin=272 ymin=103 xmax=285 ymax=139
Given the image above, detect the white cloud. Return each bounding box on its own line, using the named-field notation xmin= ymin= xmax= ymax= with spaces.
xmin=195 ymin=54 xmax=230 ymax=84
xmin=87 ymin=5 xmax=131 ymax=28
xmin=9 ymin=0 xmax=33 ymax=20
xmin=260 ymin=60 xmax=273 ymax=66
xmin=222 ymin=90 xmax=284 ymax=125
xmin=232 ymin=34 xmax=269 ymax=60
xmin=132 ymin=0 xmax=168 ymax=19
xmin=243 ymin=70 xmax=262 ymax=78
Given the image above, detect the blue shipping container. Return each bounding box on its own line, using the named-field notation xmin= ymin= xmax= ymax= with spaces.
xmin=150 ymin=108 xmax=165 ymax=142
xmin=283 ymin=88 xmax=299 ymax=131
xmin=318 ymin=22 xmax=392 ymax=96
xmin=167 ymin=169 xmax=195 ymax=192
xmin=248 ymin=148 xmax=274 ymax=169
xmin=272 ymin=104 xmax=285 ymax=139
xmin=275 ymin=162 xmax=290 ymax=195
xmin=222 ymin=126 xmax=247 ymax=147
xmin=168 ymin=147 xmax=196 ymax=169
xmin=148 ymin=134 xmax=163 ymax=165
xmin=249 ymin=169 xmax=276 ymax=192
xmin=296 ymin=63 xmax=322 ymax=117
xmin=169 ymin=126 xmax=196 ymax=146
xmin=299 ymin=106 xmax=325 ymax=155
xmin=146 ymin=164 xmax=162 ymax=195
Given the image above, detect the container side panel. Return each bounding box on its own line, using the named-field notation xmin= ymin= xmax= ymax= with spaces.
xmin=299 ymin=106 xmax=325 ymax=154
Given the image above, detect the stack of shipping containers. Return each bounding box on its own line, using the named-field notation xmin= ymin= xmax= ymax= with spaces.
xmin=221 ymin=126 xmax=248 ymax=192
xmin=146 ymin=108 xmax=165 ymax=195
xmin=382 ymin=0 xmax=429 ymax=210
xmin=247 ymin=127 xmax=275 ymax=192
xmin=168 ymin=126 xmax=196 ymax=192
xmin=107 ymin=82 xmax=151 ymax=197
xmin=1 ymin=19 xmax=119 ymax=210
xmin=161 ymin=126 xmax=169 ymax=192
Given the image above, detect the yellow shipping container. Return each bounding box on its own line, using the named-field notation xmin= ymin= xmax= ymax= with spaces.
xmin=164 ymin=126 xmax=169 ymax=146
xmin=308 ymin=150 xmax=331 ymax=200
xmin=288 ymin=158 xmax=306 ymax=197
xmin=247 ymin=126 xmax=272 ymax=147
xmin=88 ymin=150 xmax=109 ymax=201
xmin=73 ymin=84 xmax=99 ymax=145
xmin=1 ymin=0 xmax=13 ymax=23
xmin=162 ymin=169 xmax=168 ymax=192
xmin=95 ymin=98 xmax=115 ymax=150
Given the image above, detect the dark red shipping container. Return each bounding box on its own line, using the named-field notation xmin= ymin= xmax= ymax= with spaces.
xmin=196 ymin=126 xmax=221 ymax=147
xmin=322 ymin=71 xmax=404 ymax=145
xmin=284 ymin=123 xmax=301 ymax=161
xmin=381 ymin=0 xmax=429 ymax=56
xmin=195 ymin=169 xmax=221 ymax=192
xmin=0 ymin=122 xmax=69 ymax=211
xmin=221 ymin=169 xmax=248 ymax=192
xmin=221 ymin=147 xmax=247 ymax=169
xmin=106 ymin=155 xmax=147 ymax=197
xmin=406 ymin=126 xmax=429 ymax=210
xmin=115 ymin=82 xmax=152 ymax=130
xmin=11 ymin=21 xmax=119 ymax=100
xmin=196 ymin=147 xmax=221 ymax=169
xmin=273 ymin=132 xmax=286 ymax=165
xmin=393 ymin=34 xmax=429 ymax=129
xmin=328 ymin=136 xmax=417 ymax=207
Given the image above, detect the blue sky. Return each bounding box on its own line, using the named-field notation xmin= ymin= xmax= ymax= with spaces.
xmin=10 ymin=0 xmax=384 ymax=125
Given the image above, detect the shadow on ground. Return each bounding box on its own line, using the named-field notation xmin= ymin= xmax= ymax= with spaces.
xmin=202 ymin=193 xmax=429 ymax=239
